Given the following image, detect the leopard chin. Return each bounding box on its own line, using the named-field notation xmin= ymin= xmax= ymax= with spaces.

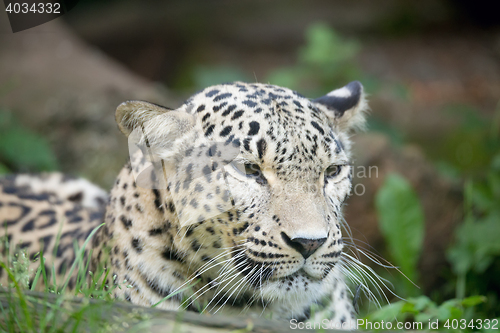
xmin=258 ymin=268 xmax=337 ymax=302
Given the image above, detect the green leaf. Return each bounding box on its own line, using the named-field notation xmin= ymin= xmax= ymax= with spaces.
xmin=265 ymin=22 xmax=363 ymax=97
xmin=363 ymin=300 xmax=405 ymax=322
xmin=299 ymin=22 xmax=359 ymax=66
xmin=447 ymin=246 xmax=473 ymax=276
xmin=410 ymin=296 xmax=433 ymax=312
xmin=375 ymin=174 xmax=425 ymax=285
xmin=364 ymin=295 xmax=486 ymax=326
xmin=439 ymin=299 xmax=464 ymax=320
xmin=448 ymin=214 xmax=500 ymax=275
xmin=461 ymin=295 xmax=487 ymax=307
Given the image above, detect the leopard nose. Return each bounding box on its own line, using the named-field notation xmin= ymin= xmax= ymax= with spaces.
xmin=281 ymin=232 xmax=327 ymax=259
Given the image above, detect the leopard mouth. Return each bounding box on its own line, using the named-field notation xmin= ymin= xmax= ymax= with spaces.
xmin=273 ymin=268 xmax=325 ymax=283
xmin=232 ymin=248 xmax=334 ymax=288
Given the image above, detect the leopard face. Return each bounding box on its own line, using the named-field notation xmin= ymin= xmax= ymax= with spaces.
xmin=103 ymin=81 xmax=367 ymax=319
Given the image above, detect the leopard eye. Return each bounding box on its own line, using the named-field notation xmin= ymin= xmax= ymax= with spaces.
xmin=325 ymin=165 xmax=342 ymax=178
xmin=231 ymin=161 xmax=267 ymax=184
xmin=244 ymin=163 xmax=261 ymax=177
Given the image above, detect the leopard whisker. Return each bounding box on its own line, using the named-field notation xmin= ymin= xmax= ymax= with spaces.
xmin=340 ymin=253 xmax=401 ymax=304
xmin=204 ymin=265 xmax=256 ymax=312
xmin=212 ymin=269 xmax=253 ymax=314
xmin=182 ymin=251 xmax=249 ymax=309
xmin=171 ymin=246 xmax=244 ymax=297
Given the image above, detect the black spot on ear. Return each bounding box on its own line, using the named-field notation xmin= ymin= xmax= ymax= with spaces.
xmin=313 ymin=81 xmax=362 ymax=116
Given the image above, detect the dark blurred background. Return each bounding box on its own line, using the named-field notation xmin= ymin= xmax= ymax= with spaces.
xmin=1 ymin=0 xmax=499 ymax=323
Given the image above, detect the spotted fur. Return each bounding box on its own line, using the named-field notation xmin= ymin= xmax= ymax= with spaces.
xmin=1 ymin=81 xmax=368 ymax=327
xmin=0 ymin=173 xmax=107 ymax=289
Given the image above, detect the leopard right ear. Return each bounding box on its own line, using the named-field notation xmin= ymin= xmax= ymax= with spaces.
xmin=313 ymin=81 xmax=368 ymax=132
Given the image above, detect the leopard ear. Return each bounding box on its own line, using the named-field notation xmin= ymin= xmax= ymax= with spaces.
xmin=116 ymin=100 xmax=196 ymax=152
xmin=116 ymin=100 xmax=174 ymax=136
xmin=313 ymin=81 xmax=368 ymax=132
xmin=116 ymin=100 xmax=196 ymax=189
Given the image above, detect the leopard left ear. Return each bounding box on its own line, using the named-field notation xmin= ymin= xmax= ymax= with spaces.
xmin=313 ymin=81 xmax=368 ymax=132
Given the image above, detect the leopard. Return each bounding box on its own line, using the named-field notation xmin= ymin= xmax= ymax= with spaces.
xmin=0 ymin=80 xmax=369 ymax=328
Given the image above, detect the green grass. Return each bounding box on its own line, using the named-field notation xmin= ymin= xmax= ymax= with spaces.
xmin=0 ymin=221 xmax=201 ymax=332
xmin=0 ymin=224 xmax=119 ymax=332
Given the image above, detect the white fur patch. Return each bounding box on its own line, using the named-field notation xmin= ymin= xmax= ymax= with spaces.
xmin=327 ymin=86 xmax=352 ymax=98
xmin=292 ymin=231 xmax=329 ymax=240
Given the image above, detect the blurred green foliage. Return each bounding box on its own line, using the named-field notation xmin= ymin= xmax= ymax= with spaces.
xmin=446 ymin=153 xmax=500 ymax=319
xmin=266 ymin=22 xmax=362 ymax=96
xmin=366 ymin=295 xmax=487 ymax=329
xmin=370 ymin=111 xmax=500 ymax=326
xmin=366 ymin=116 xmax=406 ymax=146
xmin=375 ymin=173 xmax=425 ymax=297
xmin=185 ymin=22 xmax=382 ymax=98
xmin=431 ymin=104 xmax=500 ymax=178
xmin=0 ymin=109 xmax=58 ymax=174
xmin=369 ymin=169 xmax=498 ymax=329
xmin=449 ymin=158 xmax=500 ymax=277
